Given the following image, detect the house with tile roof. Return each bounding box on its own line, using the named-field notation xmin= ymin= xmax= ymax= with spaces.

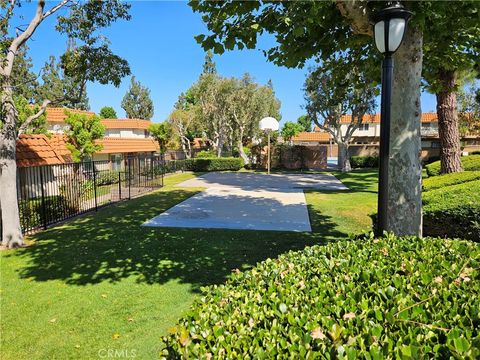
xmin=291 ymin=112 xmax=480 ymax=160
xmin=17 ymin=107 xmax=161 ymax=168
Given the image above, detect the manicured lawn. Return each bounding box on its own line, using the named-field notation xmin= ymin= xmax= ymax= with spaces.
xmin=0 ymin=170 xmax=377 ymax=359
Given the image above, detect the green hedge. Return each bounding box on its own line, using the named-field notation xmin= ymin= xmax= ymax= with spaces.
xmin=422 ymin=171 xmax=480 ymax=191
xmin=426 ymin=155 xmax=480 ymax=177
xmin=186 ymin=157 xmax=244 ymax=172
xmin=19 ymin=195 xmax=75 ymax=229
xmin=423 ymin=180 xmax=480 ymax=241
xmin=350 ymin=155 xmax=379 ymax=168
xmin=161 ymin=234 xmax=480 ymax=358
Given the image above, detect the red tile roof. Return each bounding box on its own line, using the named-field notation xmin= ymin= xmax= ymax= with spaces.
xmin=45 ymin=107 xmax=95 ymax=123
xmin=16 ymin=134 xmax=72 ymax=167
xmin=101 ymin=119 xmax=153 ymax=130
xmin=95 ymin=138 xmax=159 ymax=154
xmin=292 ymin=132 xmax=332 ymax=142
xmin=313 ymin=112 xmax=438 ymax=131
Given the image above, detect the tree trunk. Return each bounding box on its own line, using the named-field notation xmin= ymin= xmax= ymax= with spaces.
xmin=0 ymin=88 xmax=24 ymax=248
xmin=387 ymin=26 xmax=423 ymax=237
xmin=337 ymin=141 xmax=351 ymax=172
xmin=237 ymin=126 xmax=249 ymax=164
xmin=436 ymin=69 xmax=462 ymax=174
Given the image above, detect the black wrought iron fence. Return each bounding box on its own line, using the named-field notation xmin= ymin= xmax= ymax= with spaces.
xmin=12 ymin=156 xmax=185 ymax=235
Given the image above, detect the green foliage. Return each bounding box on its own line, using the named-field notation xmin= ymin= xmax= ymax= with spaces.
xmin=185 ymin=157 xmax=244 ymax=172
xmin=281 ymin=121 xmax=303 ymax=142
xmin=99 ymin=106 xmax=117 ymax=119
xmin=10 ymin=44 xmax=38 ymax=101
xmin=64 ymin=111 xmax=105 ymax=162
xmin=196 ymin=150 xmax=216 ymax=158
xmin=423 ymin=180 xmax=480 ymax=241
xmin=149 ymin=122 xmax=172 ymax=153
xmin=162 ymin=234 xmax=480 ymax=358
xmin=297 ymin=114 xmax=312 ymax=132
xmin=37 ymin=55 xmax=90 ymax=110
xmin=19 ymin=195 xmax=75 ymax=230
xmin=423 ymin=171 xmax=480 ymax=191
xmin=15 ymin=95 xmax=48 ymax=134
xmin=350 ymin=156 xmax=379 ymax=169
xmin=121 ymin=76 xmax=154 ymax=120
xmin=426 ymin=155 xmax=480 ymax=176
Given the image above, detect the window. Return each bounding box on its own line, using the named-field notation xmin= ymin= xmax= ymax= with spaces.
xmin=431 ymin=141 xmax=441 ymax=149
xmin=358 ymin=124 xmax=370 ymax=131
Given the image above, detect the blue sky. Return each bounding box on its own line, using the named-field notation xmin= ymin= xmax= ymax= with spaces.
xmin=17 ymin=1 xmax=437 ymax=124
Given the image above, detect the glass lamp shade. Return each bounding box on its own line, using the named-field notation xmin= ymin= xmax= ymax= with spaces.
xmin=372 ymin=5 xmax=412 ymax=54
xmin=374 ymin=18 xmax=406 ymax=54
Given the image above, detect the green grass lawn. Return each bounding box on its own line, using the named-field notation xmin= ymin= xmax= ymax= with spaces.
xmin=0 ymin=170 xmax=378 ymax=359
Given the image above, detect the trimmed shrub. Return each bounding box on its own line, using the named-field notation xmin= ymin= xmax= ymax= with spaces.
xmin=423 ymin=180 xmax=480 ymax=241
xmin=425 ymin=155 xmax=480 ymax=177
xmin=95 ymin=171 xmax=119 ymax=185
xmin=19 ymin=195 xmax=75 ymax=229
xmin=422 ymin=171 xmax=480 ymax=191
xmin=161 ymin=234 xmax=480 ymax=359
xmin=186 ymin=157 xmax=244 ymax=172
xmin=196 ymin=150 xmax=217 ymax=159
xmin=350 ymin=155 xmax=379 ymax=168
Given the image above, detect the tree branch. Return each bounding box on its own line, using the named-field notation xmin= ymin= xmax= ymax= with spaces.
xmin=336 ymin=0 xmax=372 ymax=36
xmin=17 ymin=98 xmax=50 ymax=137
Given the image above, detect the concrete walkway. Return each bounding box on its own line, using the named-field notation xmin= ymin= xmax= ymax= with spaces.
xmin=143 ymin=172 xmax=347 ymax=232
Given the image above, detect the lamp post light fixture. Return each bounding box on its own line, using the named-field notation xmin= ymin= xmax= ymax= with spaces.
xmin=372 ymin=3 xmax=412 ymax=235
xmin=259 ymin=117 xmax=279 ymax=174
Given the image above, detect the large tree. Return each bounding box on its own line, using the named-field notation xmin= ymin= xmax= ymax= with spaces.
xmin=121 ymin=76 xmax=154 ymax=120
xmin=297 ymin=115 xmax=312 ymax=132
xmin=188 ymin=0 xmax=424 ymax=235
xmin=37 ymin=55 xmax=90 ymax=110
xmin=99 ymin=106 xmax=117 ymax=119
xmin=304 ymin=57 xmax=376 ymax=172
xmin=10 ymin=45 xmax=38 ymax=102
xmin=0 ymin=0 xmax=131 ymax=248
xmin=64 ymin=111 xmax=105 ymax=162
xmin=422 ymin=2 xmax=480 ymax=174
xmin=281 ymin=121 xmax=303 ymax=145
xmin=149 ymin=122 xmax=172 ymax=157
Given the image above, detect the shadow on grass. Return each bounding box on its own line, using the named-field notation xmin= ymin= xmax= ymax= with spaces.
xmin=6 ymin=188 xmax=346 ymax=291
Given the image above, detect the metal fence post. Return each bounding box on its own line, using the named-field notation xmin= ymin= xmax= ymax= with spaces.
xmin=92 ymin=162 xmax=98 ymax=211
xmin=118 ymin=172 xmax=122 ymax=200
xmin=128 ymin=158 xmax=131 ymax=199
xmin=39 ymin=166 xmax=47 ymax=230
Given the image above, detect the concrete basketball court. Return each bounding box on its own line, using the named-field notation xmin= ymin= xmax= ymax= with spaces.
xmin=143 ymin=172 xmax=347 ymax=232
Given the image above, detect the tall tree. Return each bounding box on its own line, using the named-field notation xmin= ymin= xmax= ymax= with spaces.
xmin=281 ymin=121 xmax=303 ymax=144
xmin=0 ymin=0 xmax=131 ymax=248
xmin=121 ymin=76 xmax=154 ymax=120
xmin=37 ymin=55 xmax=90 ymax=110
xmin=297 ymin=115 xmax=312 ymax=132
xmin=10 ymin=45 xmax=38 ymax=101
xmin=64 ymin=111 xmax=105 ymax=162
xmin=228 ymin=74 xmax=281 ymax=162
xmin=202 ymin=50 xmax=217 ymax=74
xmin=149 ymin=122 xmax=172 ymax=159
xmin=188 ymin=0 xmax=424 ymax=235
xmin=304 ymin=58 xmax=376 ymax=172
xmin=99 ymin=106 xmax=117 ymax=119
xmin=422 ymin=2 xmax=480 ymax=174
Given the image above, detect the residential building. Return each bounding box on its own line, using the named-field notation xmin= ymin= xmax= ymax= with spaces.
xmin=17 ymin=107 xmax=160 ymax=168
xmin=292 ymin=112 xmax=480 ymax=160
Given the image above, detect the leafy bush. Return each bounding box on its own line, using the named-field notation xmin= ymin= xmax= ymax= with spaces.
xmin=162 ymin=234 xmax=480 ymax=359
xmin=422 ymin=171 xmax=480 ymax=191
xmin=423 ymin=180 xmax=480 ymax=241
xmin=425 ymin=155 xmax=480 ymax=177
xmin=350 ymin=155 xmax=379 ymax=168
xmin=19 ymin=195 xmax=75 ymax=229
xmin=188 ymin=157 xmax=244 ymax=171
xmin=95 ymin=171 xmax=119 ymax=185
xmin=196 ymin=150 xmax=217 ymax=159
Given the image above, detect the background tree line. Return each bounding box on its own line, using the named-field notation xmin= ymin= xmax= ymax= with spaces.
xmin=166 ymin=52 xmax=281 ymax=163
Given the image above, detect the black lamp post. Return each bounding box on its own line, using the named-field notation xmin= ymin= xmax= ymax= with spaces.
xmin=372 ymin=4 xmax=412 ymax=235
